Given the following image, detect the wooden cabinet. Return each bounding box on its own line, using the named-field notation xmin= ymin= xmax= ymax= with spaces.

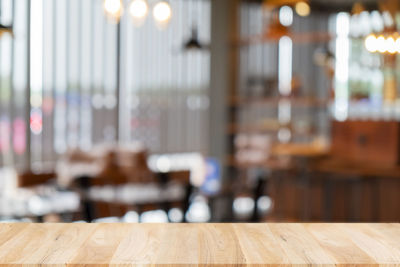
xmin=331 ymin=120 xmax=400 ymax=166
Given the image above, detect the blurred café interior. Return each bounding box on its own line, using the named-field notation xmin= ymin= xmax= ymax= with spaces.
xmin=0 ymin=0 xmax=399 ymax=223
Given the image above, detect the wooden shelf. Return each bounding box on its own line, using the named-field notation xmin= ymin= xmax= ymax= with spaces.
xmin=229 ymin=96 xmax=330 ymax=107
xmin=225 ymin=154 xmax=293 ymax=170
xmin=233 ymin=31 xmax=333 ymax=46
xmin=226 ymin=142 xmax=329 ymax=167
xmin=271 ymin=142 xmax=329 ymax=157
xmin=227 ymin=122 xmax=315 ymax=136
xmin=227 ymin=121 xmax=280 ymax=134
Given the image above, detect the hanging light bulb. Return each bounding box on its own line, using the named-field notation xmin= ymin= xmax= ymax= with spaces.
xmin=295 ymin=1 xmax=310 ymax=17
xmin=376 ymin=35 xmax=386 ymax=53
xmin=104 ymin=0 xmax=123 ymax=22
xmin=0 ymin=24 xmax=13 ymax=38
xmin=365 ymin=34 xmax=377 ymax=52
xmin=153 ymin=1 xmax=172 ymax=29
xmin=279 ymin=6 xmax=293 ymax=27
xmin=386 ymin=36 xmax=396 ymax=54
xmin=129 ymin=0 xmax=148 ymax=26
xmin=396 ymin=37 xmax=400 ymax=53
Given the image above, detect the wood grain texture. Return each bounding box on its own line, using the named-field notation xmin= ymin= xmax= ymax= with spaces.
xmin=0 ymin=223 xmax=399 ymax=266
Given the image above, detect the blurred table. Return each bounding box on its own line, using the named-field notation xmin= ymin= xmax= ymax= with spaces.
xmin=0 ymin=186 xmax=80 ymax=221
xmin=0 ymin=223 xmax=399 ymax=266
xmin=271 ymin=142 xmax=329 ymax=158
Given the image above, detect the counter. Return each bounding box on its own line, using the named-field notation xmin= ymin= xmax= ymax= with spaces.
xmin=0 ymin=223 xmax=399 ymax=266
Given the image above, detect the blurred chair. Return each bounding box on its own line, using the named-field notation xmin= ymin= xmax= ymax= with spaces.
xmin=17 ymin=171 xmax=56 ymax=188
xmin=14 ymin=171 xmax=80 ymax=222
xmin=67 ymin=146 xmax=193 ymax=222
xmin=80 ymin=169 xmax=192 ymax=222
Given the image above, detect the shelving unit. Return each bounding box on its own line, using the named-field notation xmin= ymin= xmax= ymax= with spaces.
xmin=227 ymin=2 xmax=332 ymax=165
xmin=224 ymin=1 xmax=333 ymax=221
xmin=223 ymin=2 xmax=400 ymax=223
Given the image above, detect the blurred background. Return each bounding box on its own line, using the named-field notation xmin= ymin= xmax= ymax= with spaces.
xmin=0 ymin=0 xmax=399 ymax=223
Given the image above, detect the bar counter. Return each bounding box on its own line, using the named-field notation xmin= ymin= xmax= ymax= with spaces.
xmin=0 ymin=223 xmax=399 ymax=266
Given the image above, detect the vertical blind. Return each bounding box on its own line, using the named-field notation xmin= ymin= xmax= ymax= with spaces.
xmin=0 ymin=0 xmax=210 ymax=171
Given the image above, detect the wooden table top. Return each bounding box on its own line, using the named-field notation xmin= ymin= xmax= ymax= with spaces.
xmin=0 ymin=223 xmax=399 ymax=266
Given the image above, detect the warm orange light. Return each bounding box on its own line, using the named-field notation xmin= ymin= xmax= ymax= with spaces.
xmin=129 ymin=0 xmax=148 ymax=26
xmin=153 ymin=1 xmax=172 ymax=28
xmin=365 ymin=34 xmax=377 ymax=53
xmin=376 ymin=35 xmax=386 ymax=53
xmin=104 ymin=0 xmax=123 ymax=22
xmin=295 ymin=1 xmax=310 ymax=17
xmin=396 ymin=37 xmax=400 ymax=53
xmin=386 ymin=36 xmax=396 ymax=54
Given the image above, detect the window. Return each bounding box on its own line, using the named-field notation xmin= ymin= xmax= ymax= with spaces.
xmin=0 ymin=0 xmax=211 ymax=170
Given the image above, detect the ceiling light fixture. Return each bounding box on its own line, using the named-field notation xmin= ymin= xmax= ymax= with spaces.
xmin=386 ymin=36 xmax=396 ymax=54
xmin=153 ymin=1 xmax=172 ymax=28
xmin=103 ymin=0 xmax=123 ymax=22
xmin=365 ymin=34 xmax=377 ymax=53
xmin=103 ymin=0 xmax=172 ymax=29
xmin=295 ymin=1 xmax=310 ymax=17
xmin=376 ymin=35 xmax=387 ymax=53
xmin=129 ymin=0 xmax=149 ymax=26
xmin=279 ymin=6 xmax=293 ymax=27
xmin=365 ymin=33 xmax=400 ymax=54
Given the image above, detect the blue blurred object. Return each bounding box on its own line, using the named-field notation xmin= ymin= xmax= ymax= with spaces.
xmin=200 ymin=158 xmax=221 ymax=195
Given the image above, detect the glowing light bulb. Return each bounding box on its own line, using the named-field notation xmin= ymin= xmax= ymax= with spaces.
xmin=129 ymin=0 xmax=148 ymax=26
xmin=295 ymin=1 xmax=310 ymax=17
xmin=396 ymin=37 xmax=400 ymax=53
xmin=376 ymin=35 xmax=386 ymax=53
xmin=279 ymin=6 xmax=293 ymax=26
xmin=365 ymin=34 xmax=377 ymax=52
xmin=386 ymin=36 xmax=396 ymax=54
xmin=153 ymin=1 xmax=172 ymax=28
xmin=104 ymin=0 xmax=123 ymax=21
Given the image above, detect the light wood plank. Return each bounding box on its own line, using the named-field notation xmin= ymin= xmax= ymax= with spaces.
xmin=68 ymin=223 xmax=133 ymax=266
xmin=0 ymin=223 xmax=29 ymax=246
xmin=268 ymin=223 xmax=336 ymax=265
xmin=152 ymin=223 xmax=198 ymax=265
xmin=0 ymin=223 xmax=398 ymax=266
xmin=35 ymin=223 xmax=98 ymax=265
xmin=110 ymin=224 xmax=162 ymax=265
xmin=111 ymin=224 xmax=199 ymax=266
xmin=233 ymin=223 xmax=289 ymax=265
xmin=197 ymin=224 xmax=246 ymax=266
xmin=338 ymin=223 xmax=400 ymax=265
xmin=305 ymin=223 xmax=376 ymax=266
xmin=0 ymin=223 xmax=65 ymax=264
xmin=367 ymin=223 xmax=400 ymax=253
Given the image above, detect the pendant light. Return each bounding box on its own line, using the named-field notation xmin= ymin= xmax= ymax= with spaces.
xmin=129 ymin=0 xmax=149 ymax=26
xmin=182 ymin=0 xmax=208 ymax=51
xmin=103 ymin=0 xmax=123 ymax=22
xmin=0 ymin=4 xmax=13 ymax=37
xmin=103 ymin=0 xmax=172 ymax=29
xmin=153 ymin=0 xmax=172 ymax=29
xmin=0 ymin=24 xmax=12 ymax=37
xmin=295 ymin=1 xmax=310 ymax=17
